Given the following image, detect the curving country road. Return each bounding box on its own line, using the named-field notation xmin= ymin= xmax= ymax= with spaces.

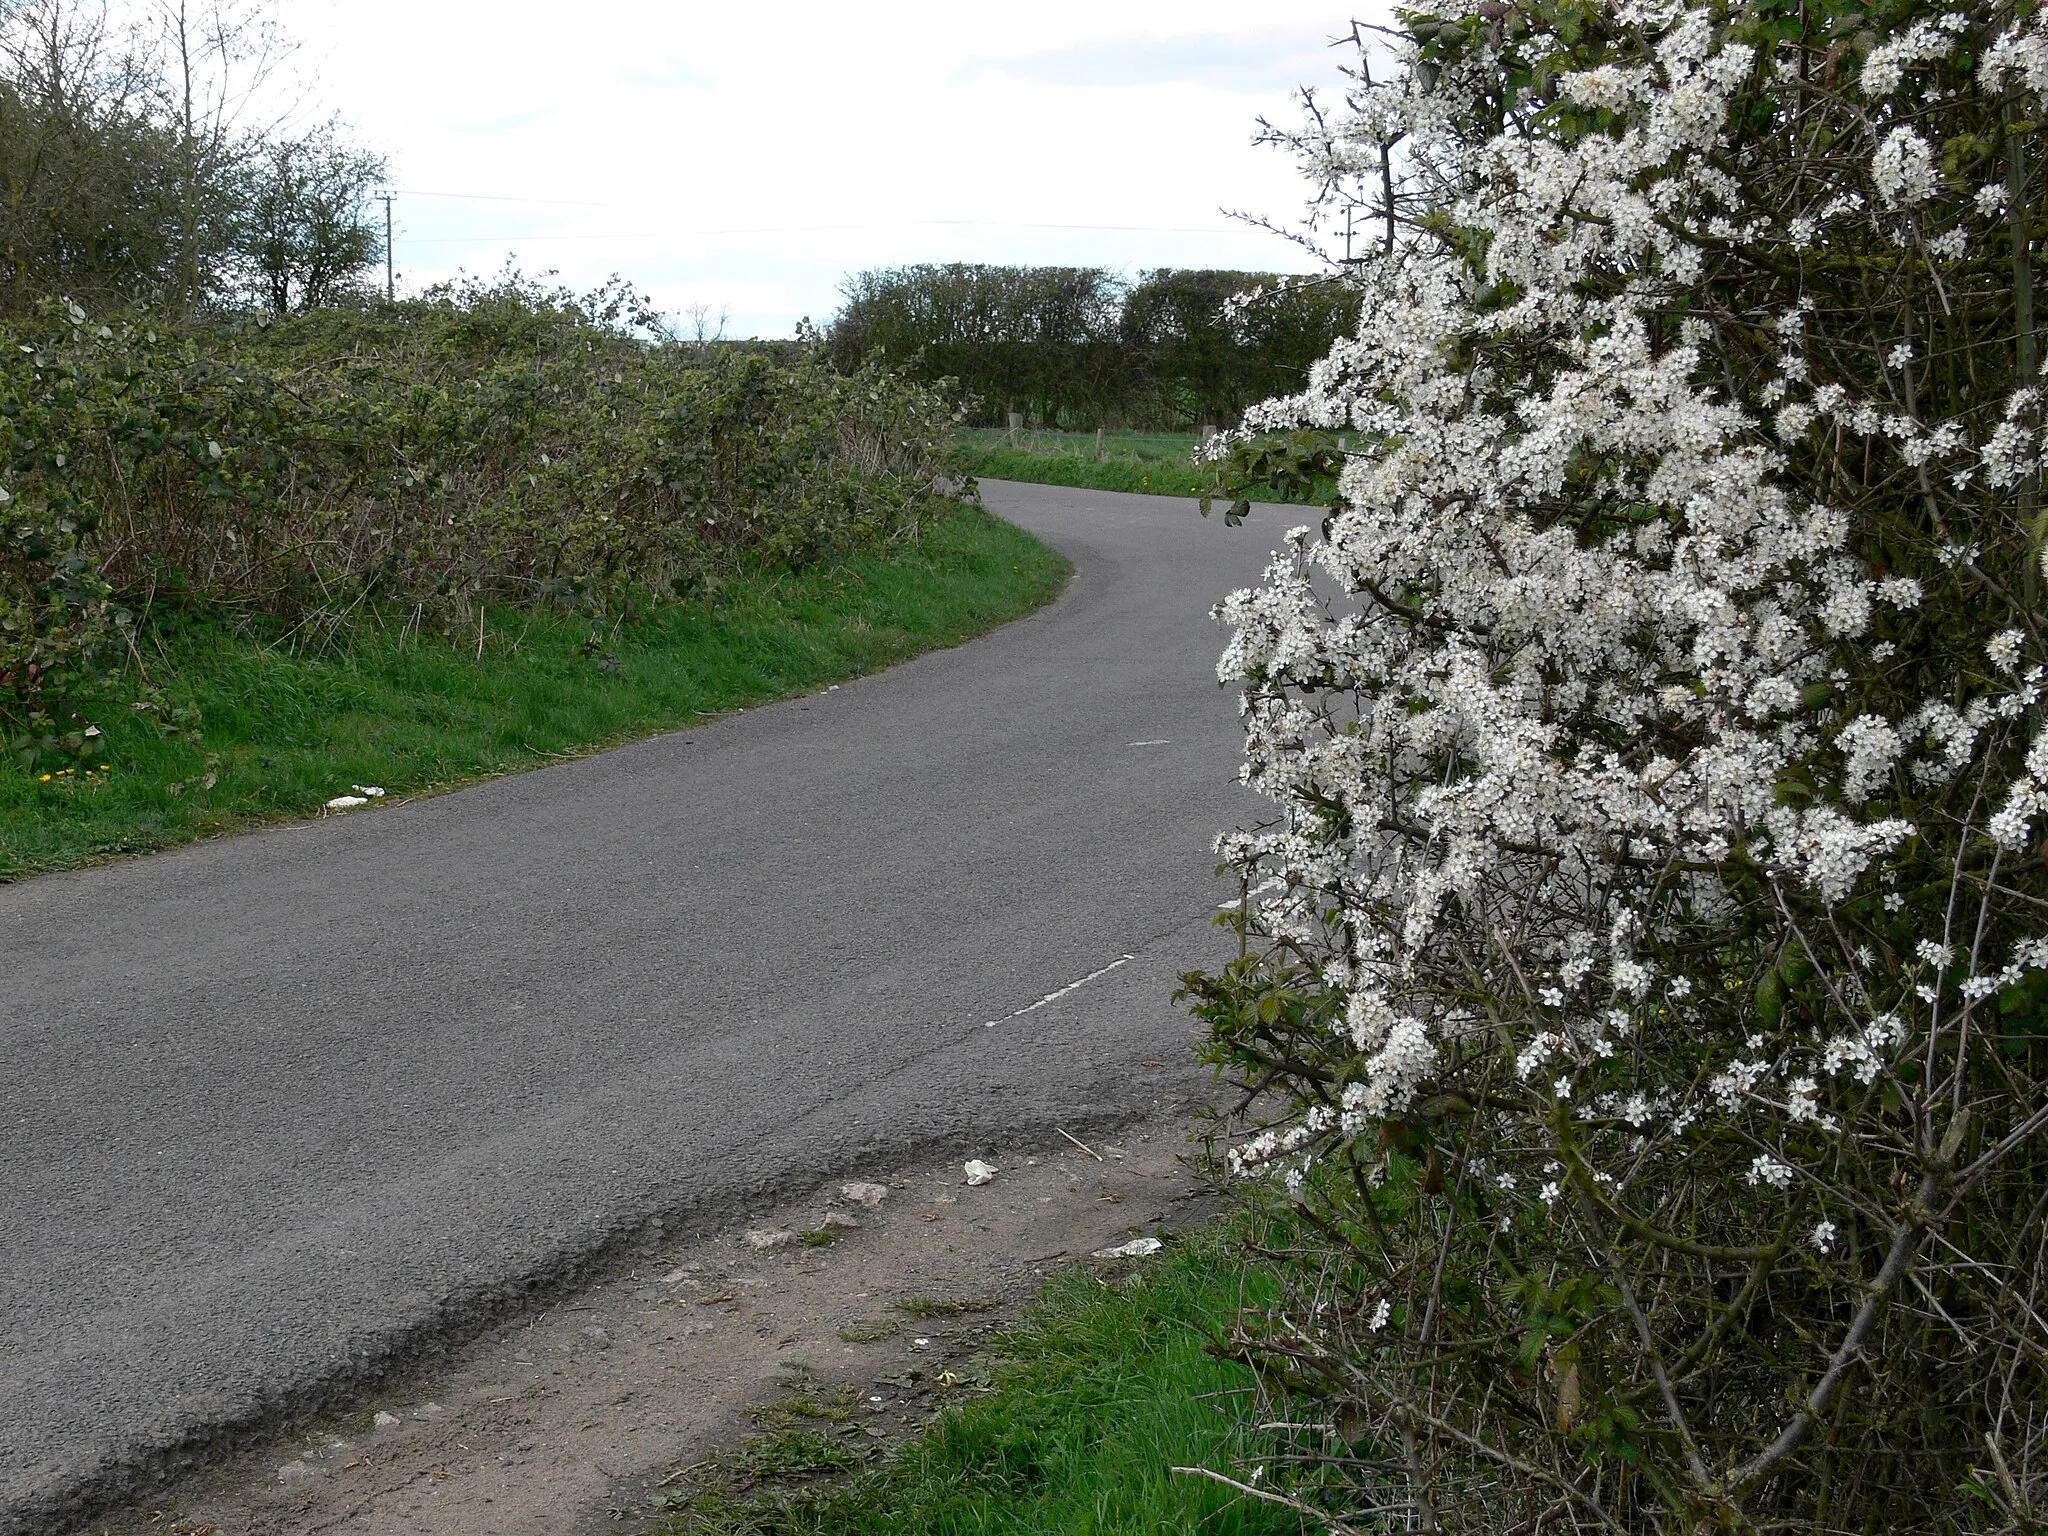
xmin=0 ymin=480 xmax=1279 ymax=1532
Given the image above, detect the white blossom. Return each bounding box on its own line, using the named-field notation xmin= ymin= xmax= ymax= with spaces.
xmin=1206 ymin=9 xmax=2045 ymax=1408
xmin=1982 ymin=16 xmax=2048 ymax=96
xmin=1747 ymin=1154 xmax=1795 ymax=1190
xmin=1927 ymin=226 xmax=1969 ymax=259
xmin=1837 ymin=715 xmax=1904 ymax=802
xmin=1872 ymin=127 xmax=1938 ymax=208
xmin=1861 ymin=13 xmax=1968 ymax=95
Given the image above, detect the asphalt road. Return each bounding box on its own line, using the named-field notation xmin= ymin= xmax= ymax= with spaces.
xmin=0 ymin=480 xmax=1279 ymax=1531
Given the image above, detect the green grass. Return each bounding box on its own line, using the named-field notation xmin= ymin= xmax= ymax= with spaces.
xmin=954 ymin=427 xmax=1219 ymax=499
xmin=959 ymin=426 xmax=1209 ymax=466
xmin=0 ymin=503 xmax=1068 ymax=880
xmin=952 ymin=426 xmax=1331 ymax=506
xmin=658 ymin=1226 xmax=1307 ymax=1536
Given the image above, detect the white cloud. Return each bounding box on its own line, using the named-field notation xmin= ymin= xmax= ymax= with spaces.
xmin=279 ymin=0 xmax=1351 ymax=335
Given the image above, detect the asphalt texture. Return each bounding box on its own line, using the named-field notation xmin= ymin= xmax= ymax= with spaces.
xmin=0 ymin=480 xmax=1284 ymax=1531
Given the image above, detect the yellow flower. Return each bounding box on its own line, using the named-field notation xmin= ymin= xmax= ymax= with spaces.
xmin=38 ymin=773 xmax=51 ymax=782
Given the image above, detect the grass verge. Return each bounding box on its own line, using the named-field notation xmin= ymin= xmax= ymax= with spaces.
xmin=654 ymin=1225 xmax=1303 ymax=1536
xmin=954 ymin=426 xmax=1218 ymax=499
xmin=952 ymin=426 xmax=1337 ymax=508
xmin=0 ymin=501 xmax=1068 ymax=880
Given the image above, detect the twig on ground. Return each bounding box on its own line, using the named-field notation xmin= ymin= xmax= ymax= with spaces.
xmin=1169 ymin=1465 xmax=1370 ymax=1534
xmin=1059 ymin=1126 xmax=1105 ymax=1161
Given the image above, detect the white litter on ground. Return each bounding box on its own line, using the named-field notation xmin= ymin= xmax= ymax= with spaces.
xmin=1091 ymin=1237 xmax=1163 ymax=1260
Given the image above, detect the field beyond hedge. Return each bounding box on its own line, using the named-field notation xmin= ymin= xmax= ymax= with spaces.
xmin=953 ymin=426 xmax=1336 ymax=507
xmin=0 ymin=501 xmax=1066 ymax=880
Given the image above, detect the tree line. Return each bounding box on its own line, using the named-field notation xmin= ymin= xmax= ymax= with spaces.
xmin=825 ymin=263 xmax=1356 ymax=432
xmin=0 ymin=0 xmax=386 ymax=317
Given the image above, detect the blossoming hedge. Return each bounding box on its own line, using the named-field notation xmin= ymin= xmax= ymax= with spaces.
xmin=1191 ymin=0 xmax=2048 ymax=1526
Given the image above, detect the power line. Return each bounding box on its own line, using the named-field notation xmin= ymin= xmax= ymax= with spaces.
xmin=389 ymin=192 xmax=1238 ymax=234
xmin=391 ymin=187 xmax=610 ymax=207
xmin=398 ymin=218 xmax=1251 ymax=245
xmin=936 ymin=219 xmax=1245 ymax=234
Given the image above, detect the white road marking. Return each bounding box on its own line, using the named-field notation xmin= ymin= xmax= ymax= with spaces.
xmin=1127 ymin=739 xmax=1171 ymax=746
xmin=983 ymin=955 xmax=1136 ymax=1027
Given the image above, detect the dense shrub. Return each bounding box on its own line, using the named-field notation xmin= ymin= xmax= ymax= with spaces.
xmin=827 ymin=263 xmax=1355 ymax=431
xmin=0 ymin=423 xmax=123 ymax=765
xmin=1194 ymin=0 xmax=2048 ymax=1530
xmin=0 ymin=279 xmax=959 ymax=757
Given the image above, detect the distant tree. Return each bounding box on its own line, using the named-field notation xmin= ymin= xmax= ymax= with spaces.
xmin=828 ymin=263 xmax=1354 ymax=431
xmin=0 ymin=0 xmax=381 ymax=316
xmin=0 ymin=0 xmax=183 ymax=310
xmin=235 ymin=120 xmax=384 ymax=314
xmin=829 ymin=263 xmax=1125 ymax=428
xmin=150 ymin=0 xmax=298 ymax=305
xmin=1120 ymin=268 xmax=1356 ymax=426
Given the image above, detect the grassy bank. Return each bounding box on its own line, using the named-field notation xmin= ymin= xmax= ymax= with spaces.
xmin=0 ymin=502 xmax=1066 ymax=880
xmin=952 ymin=426 xmax=1338 ymax=509
xmin=659 ymin=1224 xmax=1302 ymax=1536
xmin=953 ymin=427 xmax=1218 ymax=498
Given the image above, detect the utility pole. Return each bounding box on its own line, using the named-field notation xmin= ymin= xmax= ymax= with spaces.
xmin=1340 ymin=205 xmax=1369 ymax=274
xmin=379 ymin=192 xmax=395 ymax=302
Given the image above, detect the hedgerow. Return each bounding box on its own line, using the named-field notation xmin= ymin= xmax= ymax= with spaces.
xmin=828 ymin=264 xmax=1357 ymax=431
xmin=0 ymin=278 xmax=960 ymax=763
xmin=1194 ymin=0 xmax=2048 ymax=1529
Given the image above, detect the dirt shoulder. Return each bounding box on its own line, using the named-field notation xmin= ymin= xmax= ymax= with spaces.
xmin=81 ymin=1115 xmax=1217 ymax=1536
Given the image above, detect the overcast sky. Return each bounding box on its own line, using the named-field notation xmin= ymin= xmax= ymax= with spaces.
xmin=277 ymin=1 xmax=1361 ymax=336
